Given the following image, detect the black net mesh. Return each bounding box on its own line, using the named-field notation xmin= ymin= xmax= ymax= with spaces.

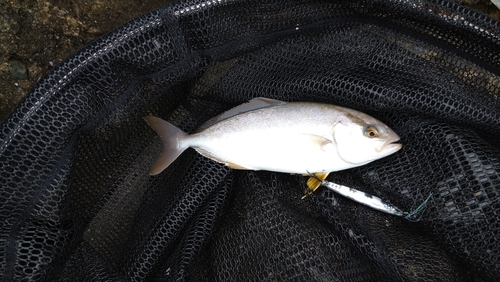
xmin=1 ymin=0 xmax=500 ymax=281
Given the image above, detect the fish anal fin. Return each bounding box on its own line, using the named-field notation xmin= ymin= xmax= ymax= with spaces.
xmin=303 ymin=172 xmax=329 ymax=198
xmin=226 ymin=162 xmax=252 ymax=170
xmin=197 ymin=97 xmax=287 ymax=131
xmin=195 ymin=148 xmax=252 ymax=170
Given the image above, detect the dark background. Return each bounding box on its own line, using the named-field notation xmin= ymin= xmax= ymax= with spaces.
xmin=0 ymin=0 xmax=499 ymax=123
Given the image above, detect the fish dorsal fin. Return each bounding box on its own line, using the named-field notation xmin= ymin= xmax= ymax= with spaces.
xmin=197 ymin=97 xmax=287 ymax=132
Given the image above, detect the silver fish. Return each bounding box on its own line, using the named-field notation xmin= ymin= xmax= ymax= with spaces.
xmin=144 ymin=97 xmax=401 ymax=178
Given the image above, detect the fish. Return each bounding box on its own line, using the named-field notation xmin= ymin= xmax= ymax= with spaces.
xmin=144 ymin=97 xmax=401 ymax=195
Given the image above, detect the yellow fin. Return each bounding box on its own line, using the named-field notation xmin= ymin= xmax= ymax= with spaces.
xmin=195 ymin=148 xmax=252 ymax=170
xmin=302 ymin=173 xmax=329 ymax=199
xmin=226 ymin=162 xmax=251 ymax=170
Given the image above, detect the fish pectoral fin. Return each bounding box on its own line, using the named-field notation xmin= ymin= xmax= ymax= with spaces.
xmin=303 ymin=172 xmax=330 ymax=199
xmin=321 ymin=139 xmax=335 ymax=153
xmin=307 ymin=135 xmax=335 ymax=153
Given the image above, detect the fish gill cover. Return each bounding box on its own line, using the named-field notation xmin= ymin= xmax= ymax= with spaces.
xmin=0 ymin=0 xmax=499 ymax=281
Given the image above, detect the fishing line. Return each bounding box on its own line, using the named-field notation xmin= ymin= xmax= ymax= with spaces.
xmin=403 ymin=192 xmax=433 ymax=222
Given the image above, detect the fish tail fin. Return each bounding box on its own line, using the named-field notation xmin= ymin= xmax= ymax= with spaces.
xmin=143 ymin=116 xmax=189 ymax=175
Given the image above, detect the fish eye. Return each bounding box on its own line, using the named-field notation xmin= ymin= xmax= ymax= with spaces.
xmin=364 ymin=126 xmax=379 ymax=138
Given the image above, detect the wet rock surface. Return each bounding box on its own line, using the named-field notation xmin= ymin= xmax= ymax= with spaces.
xmin=8 ymin=58 xmax=28 ymax=79
xmin=0 ymin=0 xmax=169 ymax=122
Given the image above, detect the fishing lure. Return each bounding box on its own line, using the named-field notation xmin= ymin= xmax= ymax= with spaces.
xmin=308 ymin=174 xmax=432 ymax=221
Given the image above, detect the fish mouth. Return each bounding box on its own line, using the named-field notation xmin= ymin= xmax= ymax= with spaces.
xmin=379 ymin=137 xmax=402 ymax=155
